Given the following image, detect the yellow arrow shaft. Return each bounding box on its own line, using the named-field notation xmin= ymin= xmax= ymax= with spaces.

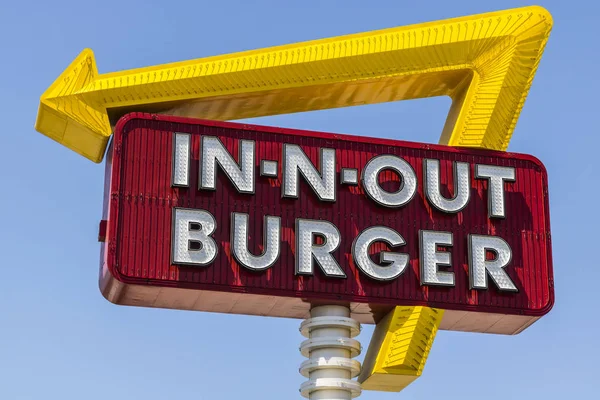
xmin=82 ymin=37 xmax=498 ymax=109
xmin=37 ymin=5 xmax=552 ymax=164
xmin=78 ymin=9 xmax=539 ymax=111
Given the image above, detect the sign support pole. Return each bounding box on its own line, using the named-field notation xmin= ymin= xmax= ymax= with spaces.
xmin=299 ymin=305 xmax=362 ymax=399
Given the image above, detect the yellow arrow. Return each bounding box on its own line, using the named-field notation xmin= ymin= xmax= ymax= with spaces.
xmin=35 ymin=5 xmax=552 ymax=163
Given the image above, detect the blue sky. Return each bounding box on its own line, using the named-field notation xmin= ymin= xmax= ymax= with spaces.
xmin=0 ymin=0 xmax=597 ymax=398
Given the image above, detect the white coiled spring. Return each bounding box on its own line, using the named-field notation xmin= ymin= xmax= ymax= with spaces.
xmin=299 ymin=305 xmax=362 ymax=399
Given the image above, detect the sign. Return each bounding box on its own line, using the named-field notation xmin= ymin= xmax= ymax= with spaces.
xmin=99 ymin=113 xmax=554 ymax=334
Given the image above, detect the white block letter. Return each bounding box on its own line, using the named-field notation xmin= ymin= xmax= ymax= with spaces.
xmin=475 ymin=165 xmax=515 ymax=218
xmin=419 ymin=230 xmax=454 ymax=286
xmin=283 ymin=144 xmax=336 ymax=201
xmin=231 ymin=213 xmax=280 ymax=271
xmin=295 ymin=219 xmax=345 ymax=278
xmin=200 ymin=136 xmax=255 ymax=193
xmin=172 ymin=208 xmax=218 ymax=266
xmin=424 ymin=159 xmax=470 ymax=213
xmin=362 ymin=155 xmax=417 ymax=208
xmin=172 ymin=133 xmax=190 ymax=187
xmin=468 ymin=235 xmax=517 ymax=292
xmin=352 ymin=226 xmax=409 ymax=281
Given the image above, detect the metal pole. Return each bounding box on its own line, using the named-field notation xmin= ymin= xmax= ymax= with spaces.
xmin=299 ymin=305 xmax=362 ymax=399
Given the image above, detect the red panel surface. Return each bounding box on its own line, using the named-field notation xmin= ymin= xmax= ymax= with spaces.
xmin=100 ymin=113 xmax=553 ymax=323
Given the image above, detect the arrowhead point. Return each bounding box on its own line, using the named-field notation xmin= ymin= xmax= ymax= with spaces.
xmin=35 ymin=48 xmax=111 ymax=163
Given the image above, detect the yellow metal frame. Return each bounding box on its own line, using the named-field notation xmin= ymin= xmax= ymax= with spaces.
xmin=36 ymin=6 xmax=552 ymax=162
xmin=359 ymin=307 xmax=444 ymax=392
xmin=354 ymin=7 xmax=551 ymax=393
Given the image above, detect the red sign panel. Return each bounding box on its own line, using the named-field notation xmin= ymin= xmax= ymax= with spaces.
xmin=99 ymin=113 xmax=553 ymax=334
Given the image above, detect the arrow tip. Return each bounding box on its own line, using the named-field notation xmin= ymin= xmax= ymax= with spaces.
xmin=39 ymin=48 xmax=97 ymax=101
xmin=35 ymin=48 xmax=111 ymax=163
